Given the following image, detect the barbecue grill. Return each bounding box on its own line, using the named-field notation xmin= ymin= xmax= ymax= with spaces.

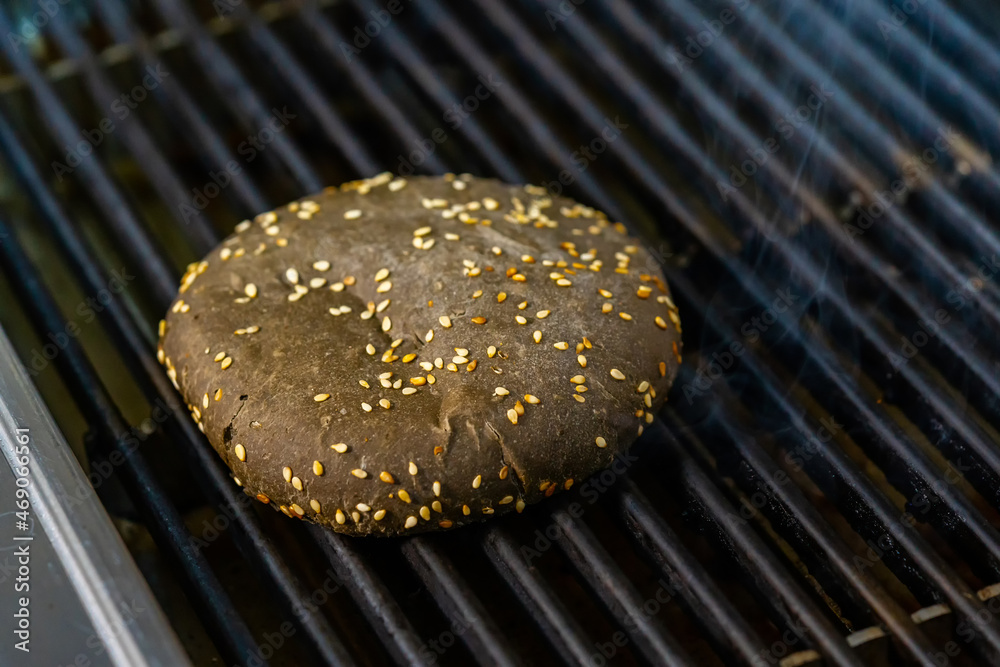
xmin=0 ymin=0 xmax=999 ymax=664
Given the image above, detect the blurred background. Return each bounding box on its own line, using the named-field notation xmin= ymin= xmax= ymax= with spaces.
xmin=0 ymin=0 xmax=999 ymax=665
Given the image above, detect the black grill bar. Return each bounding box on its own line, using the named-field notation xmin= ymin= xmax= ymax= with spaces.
xmin=0 ymin=217 xmax=264 ymax=667
xmin=228 ymin=1 xmax=384 ymax=177
xmin=732 ymin=1 xmax=1000 ymax=271
xmin=44 ymin=8 xmax=218 ymax=256
xmin=808 ymin=0 xmax=1000 ymax=185
xmin=0 ymin=86 xmax=356 ymax=667
xmin=146 ymin=0 xmax=324 ymax=193
xmin=347 ymin=0 xmax=522 ymax=183
xmin=0 ymin=5 xmax=178 ymax=305
xmin=93 ymin=2 xmax=271 ymax=217
xmin=618 ymin=481 xmax=771 ymax=666
xmin=551 ymin=508 xmax=695 ymax=665
xmin=483 ymin=527 xmax=597 ymax=665
xmin=311 ymin=527 xmax=426 ymax=665
xmin=402 ymin=538 xmax=522 ymax=667
xmin=413 ymin=0 xmax=629 ymax=224
xmin=293 ymin=1 xmax=447 ymax=175
xmin=653 ymin=420 xmax=864 ymax=666
xmin=532 ymin=0 xmax=1000 ymax=507
xmin=619 ymin=0 xmax=1000 ymax=351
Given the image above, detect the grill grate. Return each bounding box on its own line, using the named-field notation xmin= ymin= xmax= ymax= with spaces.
xmin=0 ymin=0 xmax=999 ymax=665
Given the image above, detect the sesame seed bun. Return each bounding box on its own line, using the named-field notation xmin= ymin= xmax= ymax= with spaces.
xmin=159 ymin=173 xmax=682 ymax=536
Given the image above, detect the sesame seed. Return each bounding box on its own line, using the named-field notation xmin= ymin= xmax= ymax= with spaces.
xmin=602 ymin=303 xmax=614 ymax=314
xmin=244 ymin=284 xmax=257 ymax=298
xmin=373 ymin=509 xmax=387 ymax=521
xmin=659 ymin=362 xmax=667 ymax=376
xmin=285 ymin=268 xmax=299 ymax=284
xmin=398 ymin=489 xmax=412 ymax=503
xmin=573 ymin=395 xmax=586 ymax=403
xmin=576 ymin=385 xmax=588 ymax=393
xmin=402 ymin=353 xmax=416 ymax=363
xmin=439 ymin=315 xmax=452 ymax=328
xmin=536 ymin=310 xmax=551 ymax=319
xmin=637 ymin=381 xmax=650 ymax=393
xmin=532 ymin=330 xmax=542 ymax=343
xmin=344 ymin=209 xmax=362 ymax=220
xmin=644 ymin=393 xmax=652 ymax=407
xmin=428 ymin=374 xmax=435 ymax=385
xmin=379 ymin=399 xmax=391 ymax=409
xmin=655 ymin=316 xmax=668 ymax=330
xmin=472 ymin=316 xmax=487 ymax=324
xmin=463 ymin=505 xmax=471 ymax=516
xmin=215 ymin=389 xmax=223 ymax=401
xmin=646 ymin=412 xmax=654 ymax=424
xmin=335 ymin=509 xmax=346 ymax=524
xmin=290 ymin=504 xmax=305 ymax=516
xmin=203 ymin=393 xmax=209 ymax=409
xmin=578 ymin=355 xmax=587 ymax=367
xmin=500 ymin=496 xmax=514 ymax=505
xmin=351 ymin=469 xmax=368 ymax=479
xmin=379 ymin=471 xmax=395 ymax=484
xmin=512 ymin=274 xmax=526 ymax=282
xmin=283 ymin=467 xmax=293 ymax=483
xmin=221 ymin=357 xmax=233 ymax=370
xmin=515 ymin=315 xmax=527 ymax=325
xmin=507 ymin=409 xmax=518 ymax=424
xmin=431 ymin=481 xmax=441 ymax=497
xmin=525 ymin=394 xmax=540 ymax=404
xmin=414 ymin=226 xmax=432 ymax=237
xmin=314 ymin=393 xmax=330 ymax=402
xmin=619 ymin=312 xmax=633 ymax=321
xmin=471 ymin=475 xmax=482 ymax=489
xmin=404 ymin=516 xmax=418 ymax=529
xmin=495 ymin=387 xmax=509 ymax=396
xmin=234 ymin=444 xmax=246 ymax=461
xmin=637 ymin=286 xmax=652 ymax=298
xmin=362 ymin=402 xmax=372 ymax=412
xmin=599 ymin=289 xmax=613 ymax=298
xmin=554 ymin=341 xmax=569 ymax=350
xmin=556 ymin=278 xmax=572 ymax=287
xmin=610 ymin=369 xmax=626 ymax=380
xmin=310 ymin=499 xmax=322 ymax=513
xmin=292 ymin=476 xmax=303 ymax=490
xmin=402 ymin=387 xmax=417 ymax=395
xmin=331 ymin=443 xmax=348 ymax=453
xmin=595 ymin=436 xmax=608 ymax=448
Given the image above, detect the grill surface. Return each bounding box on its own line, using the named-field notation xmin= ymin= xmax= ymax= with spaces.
xmin=0 ymin=0 xmax=999 ymax=665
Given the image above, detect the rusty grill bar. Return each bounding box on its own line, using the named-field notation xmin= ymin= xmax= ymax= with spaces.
xmin=0 ymin=0 xmax=998 ymax=665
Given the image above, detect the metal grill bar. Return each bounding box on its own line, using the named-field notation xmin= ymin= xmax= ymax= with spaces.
xmin=0 ymin=217 xmax=262 ymax=666
xmin=0 ymin=81 xmax=356 ymax=667
xmin=618 ymin=481 xmax=772 ymax=666
xmin=402 ymin=538 xmax=522 ymax=667
xmin=94 ymin=2 xmax=271 ymax=217
xmin=147 ymin=0 xmax=324 ymax=192
xmin=483 ymin=527 xmax=597 ymax=665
